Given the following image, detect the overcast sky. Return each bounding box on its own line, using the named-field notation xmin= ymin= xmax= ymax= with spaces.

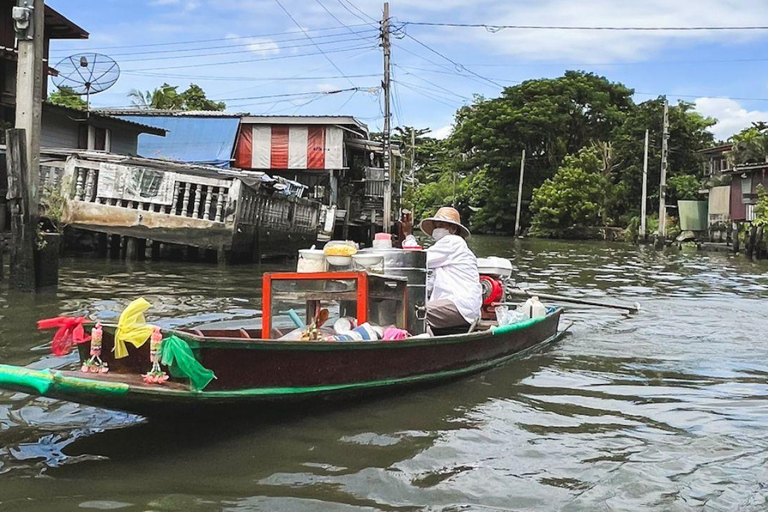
xmin=48 ymin=0 xmax=768 ymax=141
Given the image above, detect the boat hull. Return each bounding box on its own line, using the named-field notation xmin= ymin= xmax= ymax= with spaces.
xmin=0 ymin=310 xmax=563 ymax=417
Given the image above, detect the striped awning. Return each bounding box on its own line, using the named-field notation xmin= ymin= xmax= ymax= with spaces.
xmin=235 ymin=125 xmax=344 ymax=171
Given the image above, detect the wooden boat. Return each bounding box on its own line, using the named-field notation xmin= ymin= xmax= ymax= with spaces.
xmin=0 ymin=271 xmax=567 ymax=417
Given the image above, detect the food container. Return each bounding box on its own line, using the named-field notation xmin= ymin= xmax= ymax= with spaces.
xmin=352 ymin=252 xmax=384 ymax=270
xmin=373 ymin=233 xmax=393 ymax=250
xmin=324 ymin=241 xmax=357 ymax=268
xmin=297 ymin=249 xmax=326 ymax=273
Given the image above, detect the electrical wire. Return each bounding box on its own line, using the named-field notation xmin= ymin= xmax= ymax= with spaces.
xmin=123 ymin=44 xmax=376 ymax=72
xmin=112 ymin=36 xmax=377 ymax=64
xmin=50 ymin=23 xmax=378 ymax=54
xmin=395 ymin=80 xmax=461 ymax=108
xmin=52 ymin=29 xmax=378 ymax=59
xmin=274 ymin=0 xmax=358 ymax=88
xmin=336 ymin=0 xmax=378 ymax=24
xmin=401 ymin=21 xmax=768 ymax=31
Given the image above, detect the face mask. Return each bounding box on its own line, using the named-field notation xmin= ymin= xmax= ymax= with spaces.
xmin=432 ymin=228 xmax=450 ymax=241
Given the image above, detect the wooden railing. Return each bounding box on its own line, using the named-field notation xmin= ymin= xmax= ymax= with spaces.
xmin=59 ymin=156 xmax=238 ymax=226
xmin=238 ymin=183 xmax=319 ymax=234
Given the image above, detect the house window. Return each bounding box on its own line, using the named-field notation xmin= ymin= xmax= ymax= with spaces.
xmin=78 ymin=125 xmax=111 ymax=151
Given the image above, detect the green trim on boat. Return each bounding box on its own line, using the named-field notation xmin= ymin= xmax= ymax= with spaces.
xmin=490 ymin=315 xmax=546 ymax=335
xmin=51 ymin=372 xmax=130 ymax=396
xmin=0 ymin=364 xmax=130 ymax=397
xmin=0 ymin=365 xmax=53 ymax=394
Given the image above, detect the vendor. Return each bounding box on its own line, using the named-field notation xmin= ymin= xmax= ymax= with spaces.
xmin=402 ymin=207 xmax=482 ymax=332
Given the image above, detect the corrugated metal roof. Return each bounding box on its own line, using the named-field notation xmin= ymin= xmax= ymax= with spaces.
xmin=43 ymin=104 xmax=167 ymax=136
xmin=241 ymin=115 xmax=368 ymax=135
xmin=116 ymin=115 xmax=240 ymax=167
xmin=100 ymin=109 xmax=249 ymax=117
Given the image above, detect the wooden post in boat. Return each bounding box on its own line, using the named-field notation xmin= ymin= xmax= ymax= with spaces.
xmin=514 ymin=149 xmax=525 ymax=237
xmin=343 ymin=196 xmax=351 ymax=240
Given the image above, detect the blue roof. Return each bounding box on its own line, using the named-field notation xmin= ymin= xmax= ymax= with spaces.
xmin=116 ymin=115 xmax=240 ymax=168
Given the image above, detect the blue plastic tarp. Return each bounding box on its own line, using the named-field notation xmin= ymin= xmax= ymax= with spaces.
xmin=117 ymin=116 xmax=240 ymax=168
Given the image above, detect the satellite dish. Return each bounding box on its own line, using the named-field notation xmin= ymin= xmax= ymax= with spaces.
xmin=51 ymin=53 xmax=120 ymax=111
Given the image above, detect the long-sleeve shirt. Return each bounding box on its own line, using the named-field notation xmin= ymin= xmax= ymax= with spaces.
xmin=423 ymin=234 xmax=482 ymax=323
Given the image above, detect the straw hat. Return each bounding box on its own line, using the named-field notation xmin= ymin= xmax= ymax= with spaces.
xmin=419 ymin=206 xmax=471 ymax=238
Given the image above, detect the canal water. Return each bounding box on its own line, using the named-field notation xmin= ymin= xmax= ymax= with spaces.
xmin=1 ymin=238 xmax=767 ymax=511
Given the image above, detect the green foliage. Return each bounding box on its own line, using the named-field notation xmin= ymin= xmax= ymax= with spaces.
xmin=448 ymin=71 xmax=634 ymax=233
xmin=128 ymin=83 xmax=225 ymax=111
xmin=529 ymin=146 xmax=609 ymax=237
xmin=610 ymin=98 xmax=714 ymax=219
xmin=668 ymin=174 xmax=701 ymax=201
xmin=728 ymin=125 xmax=768 ymax=165
xmin=48 ymin=86 xmax=87 ymax=110
xmin=755 ymin=184 xmax=768 ymax=227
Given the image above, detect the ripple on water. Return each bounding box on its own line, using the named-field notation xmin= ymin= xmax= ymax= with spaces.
xmin=1 ymin=240 xmax=768 ymax=510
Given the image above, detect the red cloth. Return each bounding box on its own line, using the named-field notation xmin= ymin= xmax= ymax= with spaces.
xmin=37 ymin=317 xmax=92 ymax=356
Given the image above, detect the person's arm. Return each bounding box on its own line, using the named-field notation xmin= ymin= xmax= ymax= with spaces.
xmin=399 ymin=210 xmax=420 ymax=248
xmin=426 ymin=237 xmax=458 ymax=268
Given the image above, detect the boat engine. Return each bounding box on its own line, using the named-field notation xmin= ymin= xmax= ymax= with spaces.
xmin=477 ymin=257 xmax=514 ymax=320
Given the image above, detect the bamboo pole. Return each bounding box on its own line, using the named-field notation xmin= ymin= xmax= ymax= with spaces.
xmin=506 ymin=288 xmax=639 ymax=313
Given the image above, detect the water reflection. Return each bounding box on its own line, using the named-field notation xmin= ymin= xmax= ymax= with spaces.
xmin=1 ymin=238 xmax=768 ymax=510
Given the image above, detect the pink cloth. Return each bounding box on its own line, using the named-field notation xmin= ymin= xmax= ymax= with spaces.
xmin=383 ymin=326 xmax=409 ymax=341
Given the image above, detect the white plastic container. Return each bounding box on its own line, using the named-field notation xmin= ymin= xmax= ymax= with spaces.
xmin=521 ymin=296 xmax=546 ymax=319
xmin=297 ymin=249 xmax=326 ymax=273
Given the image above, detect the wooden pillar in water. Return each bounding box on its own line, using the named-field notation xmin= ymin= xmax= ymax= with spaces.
xmin=732 ymin=222 xmax=740 ymax=254
xmin=151 ymin=241 xmax=161 ymax=260
xmin=96 ymin=233 xmax=108 ymax=258
xmin=137 ymin=238 xmax=147 ymax=261
xmin=6 ymin=129 xmax=36 ymax=291
xmin=125 ymin=237 xmax=139 ymax=261
xmin=109 ymin=235 xmax=121 ymax=259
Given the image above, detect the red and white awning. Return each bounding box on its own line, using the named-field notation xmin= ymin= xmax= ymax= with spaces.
xmin=235 ymin=125 xmax=344 ymax=170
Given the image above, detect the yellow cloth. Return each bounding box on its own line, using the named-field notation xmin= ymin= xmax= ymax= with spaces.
xmin=113 ymin=298 xmax=155 ymax=359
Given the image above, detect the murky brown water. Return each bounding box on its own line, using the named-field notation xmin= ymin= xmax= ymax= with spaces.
xmin=1 ymin=238 xmax=768 ymax=511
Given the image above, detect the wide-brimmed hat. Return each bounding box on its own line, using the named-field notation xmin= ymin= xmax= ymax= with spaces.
xmin=419 ymin=206 xmax=471 ymax=238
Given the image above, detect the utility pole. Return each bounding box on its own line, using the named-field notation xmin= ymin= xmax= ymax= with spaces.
xmin=658 ymin=98 xmax=669 ymax=241
xmin=640 ymin=129 xmax=649 ymax=241
xmin=514 ymin=149 xmax=526 ymax=236
xmin=14 ymin=0 xmax=44 ymax=219
xmin=8 ymin=0 xmax=44 ymax=291
xmin=381 ymin=2 xmax=392 ymax=233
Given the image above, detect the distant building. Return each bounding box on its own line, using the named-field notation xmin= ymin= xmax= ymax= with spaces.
xmin=699 ymin=144 xmax=768 ymax=224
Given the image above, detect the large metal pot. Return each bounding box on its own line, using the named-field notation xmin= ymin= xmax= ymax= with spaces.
xmin=361 ymin=248 xmax=427 ymax=334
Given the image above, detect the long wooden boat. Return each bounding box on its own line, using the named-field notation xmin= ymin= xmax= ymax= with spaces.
xmin=0 ymin=310 xmax=564 ymax=417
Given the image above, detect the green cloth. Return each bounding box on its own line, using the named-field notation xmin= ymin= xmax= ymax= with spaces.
xmin=160 ymin=335 xmax=216 ymax=391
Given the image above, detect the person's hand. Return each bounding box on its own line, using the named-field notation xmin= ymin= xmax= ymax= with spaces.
xmin=401 ymin=210 xmax=413 ymax=236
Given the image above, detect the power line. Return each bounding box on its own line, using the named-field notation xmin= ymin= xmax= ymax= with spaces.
xmin=124 ymin=44 xmax=376 ymax=72
xmin=52 ymin=29 xmax=379 ymax=60
xmin=397 ymin=32 xmax=504 ymax=88
xmin=50 ymin=23 xmax=377 ymax=53
xmin=122 ymin=71 xmax=379 ymax=82
xmin=336 ymin=0 xmax=378 ymax=24
xmin=112 ymin=36 xmax=375 ymax=64
xmin=274 ymin=0 xmax=358 ymax=89
xmin=402 ymin=21 xmax=768 ymax=31
xmin=396 ymin=80 xmax=460 ymax=108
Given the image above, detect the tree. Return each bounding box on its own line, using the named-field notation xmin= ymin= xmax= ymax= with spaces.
xmin=728 ymin=124 xmax=768 ymax=165
xmin=529 ymin=146 xmax=611 ymax=237
xmin=48 ymin=86 xmax=87 ymax=110
xmin=610 ymin=98 xmax=714 ymax=223
xmin=127 ymin=83 xmax=225 ymax=111
xmin=182 ymin=84 xmax=226 ymax=111
xmin=449 ymin=71 xmax=635 ymax=233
